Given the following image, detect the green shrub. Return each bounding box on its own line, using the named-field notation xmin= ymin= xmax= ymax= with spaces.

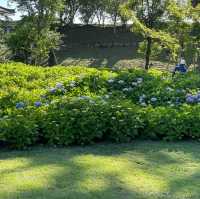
xmin=41 ymin=99 xmax=107 ymax=146
xmin=1 ymin=62 xmax=200 ymax=149
xmin=105 ymin=101 xmax=144 ymax=142
xmin=0 ymin=109 xmax=38 ymax=149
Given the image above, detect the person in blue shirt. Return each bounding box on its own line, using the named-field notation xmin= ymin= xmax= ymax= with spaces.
xmin=172 ymin=59 xmax=188 ymax=77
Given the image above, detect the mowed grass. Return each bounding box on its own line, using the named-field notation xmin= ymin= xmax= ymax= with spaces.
xmin=57 ymin=47 xmax=170 ymax=70
xmin=1 ymin=141 xmax=200 ymax=199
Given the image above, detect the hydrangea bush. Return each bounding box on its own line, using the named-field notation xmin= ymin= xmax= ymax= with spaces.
xmin=1 ymin=62 xmax=200 ymax=149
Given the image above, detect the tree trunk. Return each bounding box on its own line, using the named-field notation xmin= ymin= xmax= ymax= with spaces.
xmin=145 ymin=37 xmax=152 ymax=70
xmin=197 ymin=52 xmax=200 ymax=71
xmin=192 ymin=0 xmax=200 ymax=7
xmin=48 ymin=49 xmax=58 ymax=66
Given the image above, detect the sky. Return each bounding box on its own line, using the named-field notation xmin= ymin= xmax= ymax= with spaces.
xmin=0 ymin=0 xmax=21 ymax=20
xmin=0 ymin=0 xmax=117 ymax=24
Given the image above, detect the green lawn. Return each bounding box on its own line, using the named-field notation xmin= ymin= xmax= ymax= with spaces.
xmin=57 ymin=47 xmax=170 ymax=70
xmin=1 ymin=141 xmax=200 ymax=199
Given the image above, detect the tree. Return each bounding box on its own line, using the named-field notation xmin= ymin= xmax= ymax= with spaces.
xmin=79 ymin=0 xmax=96 ymax=24
xmin=94 ymin=0 xmax=107 ymax=26
xmin=0 ymin=26 xmax=10 ymax=62
xmin=106 ymin=0 xmax=125 ymax=33
xmin=166 ymin=0 xmax=192 ymax=58
xmin=166 ymin=0 xmax=200 ymax=67
xmin=9 ymin=0 xmax=63 ymax=65
xmin=60 ymin=0 xmax=80 ymax=26
xmin=190 ymin=1 xmax=200 ymax=69
xmin=121 ymin=0 xmax=179 ymax=69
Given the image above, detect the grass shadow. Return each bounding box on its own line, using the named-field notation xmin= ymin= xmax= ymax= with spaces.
xmin=1 ymin=141 xmax=200 ymax=199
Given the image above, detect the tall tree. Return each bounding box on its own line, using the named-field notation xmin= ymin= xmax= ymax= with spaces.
xmin=79 ymin=0 xmax=96 ymax=24
xmin=166 ymin=0 xmax=192 ymax=58
xmin=60 ymin=0 xmax=80 ymax=26
xmin=121 ymin=0 xmax=179 ymax=69
xmin=191 ymin=0 xmax=200 ymax=69
xmin=106 ymin=0 xmax=125 ymax=33
xmin=94 ymin=0 xmax=107 ymax=26
xmin=9 ymin=0 xmax=63 ymax=65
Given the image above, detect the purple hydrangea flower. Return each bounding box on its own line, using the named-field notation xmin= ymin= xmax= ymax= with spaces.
xmin=34 ymin=101 xmax=42 ymax=107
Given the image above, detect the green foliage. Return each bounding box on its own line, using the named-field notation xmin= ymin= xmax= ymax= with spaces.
xmin=120 ymin=0 xmax=180 ymax=68
xmin=2 ymin=63 xmax=200 ymax=149
xmin=8 ymin=19 xmax=61 ymax=65
xmin=0 ymin=109 xmax=39 ymax=149
xmin=0 ymin=27 xmax=10 ymax=62
xmin=138 ymin=41 xmax=166 ymax=59
xmin=9 ymin=0 xmax=63 ymax=65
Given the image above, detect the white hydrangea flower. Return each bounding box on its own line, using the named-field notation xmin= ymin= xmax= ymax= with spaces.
xmin=104 ymin=95 xmax=110 ymax=99
xmin=118 ymin=80 xmax=124 ymax=84
xmin=108 ymin=79 xmax=114 ymax=83
xmin=166 ymin=87 xmax=174 ymax=92
xmin=70 ymin=80 xmax=76 ymax=87
xmin=151 ymin=97 xmax=157 ymax=102
xmin=141 ymin=102 xmax=147 ymax=107
xmin=122 ymin=88 xmax=129 ymax=92
xmin=137 ymin=78 xmax=143 ymax=83
xmin=132 ymin=82 xmax=138 ymax=86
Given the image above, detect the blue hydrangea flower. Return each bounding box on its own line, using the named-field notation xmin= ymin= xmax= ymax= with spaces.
xmin=197 ymin=92 xmax=200 ymax=99
xmin=34 ymin=101 xmax=42 ymax=107
xmin=16 ymin=102 xmax=25 ymax=109
xmin=49 ymin=88 xmax=57 ymax=94
xmin=139 ymin=96 xmax=145 ymax=103
xmin=186 ymin=96 xmax=195 ymax=103
xmin=56 ymin=83 xmax=64 ymax=89
xmin=176 ymin=89 xmax=182 ymax=93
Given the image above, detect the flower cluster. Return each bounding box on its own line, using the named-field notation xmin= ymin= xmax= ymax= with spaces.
xmin=186 ymin=93 xmax=200 ymax=104
xmin=16 ymin=102 xmax=25 ymax=109
xmin=15 ymin=81 xmax=78 ymax=109
xmin=122 ymin=87 xmax=133 ymax=92
xmin=139 ymin=94 xmax=147 ymax=106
